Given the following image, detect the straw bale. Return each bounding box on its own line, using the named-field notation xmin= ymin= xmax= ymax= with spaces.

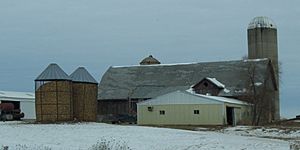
xmin=41 ymin=115 xmax=58 ymax=122
xmin=57 ymin=92 xmax=72 ymax=105
xmin=56 ymin=81 xmax=72 ymax=92
xmin=41 ymin=92 xmax=57 ymax=104
xmin=36 ymin=104 xmax=42 ymax=115
xmin=37 ymin=81 xmax=56 ymax=92
xmin=72 ymin=83 xmax=97 ymax=121
xmin=35 ymin=92 xmax=42 ymax=105
xmin=35 ymin=80 xmax=73 ymax=123
xmin=58 ymin=104 xmax=71 ymax=115
xmin=57 ymin=115 xmax=72 ymax=121
xmin=41 ymin=104 xmax=57 ymax=115
xmin=36 ymin=81 xmax=72 ymax=92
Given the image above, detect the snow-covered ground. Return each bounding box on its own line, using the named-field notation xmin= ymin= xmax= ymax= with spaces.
xmin=220 ymin=126 xmax=300 ymax=140
xmin=0 ymin=121 xmax=295 ymax=150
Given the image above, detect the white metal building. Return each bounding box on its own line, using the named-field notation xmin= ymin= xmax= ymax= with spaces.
xmin=0 ymin=91 xmax=35 ymax=119
xmin=137 ymin=90 xmax=252 ymax=126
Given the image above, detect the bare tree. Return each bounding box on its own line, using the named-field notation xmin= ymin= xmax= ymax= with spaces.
xmin=244 ymin=63 xmax=273 ymax=125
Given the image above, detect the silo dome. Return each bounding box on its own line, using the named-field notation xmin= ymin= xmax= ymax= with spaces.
xmin=248 ymin=16 xmax=277 ymax=29
xmin=140 ymin=55 xmax=161 ymax=65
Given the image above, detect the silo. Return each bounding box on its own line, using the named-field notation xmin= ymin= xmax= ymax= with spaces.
xmin=70 ymin=67 xmax=98 ymax=122
xmin=247 ymin=16 xmax=280 ymax=120
xmin=248 ymin=16 xmax=278 ymax=74
xmin=35 ymin=63 xmax=73 ymax=123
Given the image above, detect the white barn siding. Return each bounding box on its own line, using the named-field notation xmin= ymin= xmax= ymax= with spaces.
xmin=0 ymin=91 xmax=36 ymax=120
xmin=20 ymin=101 xmax=36 ymax=119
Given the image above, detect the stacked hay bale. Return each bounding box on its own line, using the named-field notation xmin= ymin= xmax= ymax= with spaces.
xmin=35 ymin=63 xmax=73 ymax=123
xmin=70 ymin=67 xmax=98 ymax=122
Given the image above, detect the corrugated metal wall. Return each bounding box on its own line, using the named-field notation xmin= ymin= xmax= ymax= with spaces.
xmin=138 ymin=104 xmax=224 ymax=125
xmin=138 ymin=102 xmax=252 ymax=126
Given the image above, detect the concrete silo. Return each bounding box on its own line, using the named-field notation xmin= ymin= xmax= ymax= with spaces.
xmin=247 ymin=16 xmax=280 ymax=120
xmin=70 ymin=67 xmax=98 ymax=122
xmin=35 ymin=63 xmax=73 ymax=123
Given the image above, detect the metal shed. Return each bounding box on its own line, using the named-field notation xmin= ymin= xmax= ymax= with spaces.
xmin=137 ymin=90 xmax=252 ymax=126
xmin=0 ymin=91 xmax=35 ymax=119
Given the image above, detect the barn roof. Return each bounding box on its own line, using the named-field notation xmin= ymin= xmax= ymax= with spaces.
xmin=70 ymin=67 xmax=98 ymax=84
xmin=98 ymin=58 xmax=275 ymax=100
xmin=0 ymin=91 xmax=35 ymax=101
xmin=35 ymin=63 xmax=71 ymax=81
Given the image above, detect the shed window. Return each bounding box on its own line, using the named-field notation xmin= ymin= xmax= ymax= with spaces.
xmin=147 ymin=106 xmax=153 ymax=111
xmin=194 ymin=110 xmax=200 ymax=114
xmin=159 ymin=110 xmax=165 ymax=115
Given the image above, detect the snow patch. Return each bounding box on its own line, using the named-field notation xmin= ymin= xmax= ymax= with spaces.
xmin=243 ymin=58 xmax=269 ymax=62
xmin=255 ymin=82 xmax=263 ymax=86
xmin=235 ymin=88 xmax=247 ymax=93
xmin=206 ymin=77 xmax=225 ymax=88
xmin=223 ymin=88 xmax=230 ymax=93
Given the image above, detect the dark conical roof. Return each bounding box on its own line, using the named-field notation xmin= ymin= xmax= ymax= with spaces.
xmin=140 ymin=55 xmax=161 ymax=65
xmin=35 ymin=63 xmax=71 ymax=81
xmin=70 ymin=67 xmax=98 ymax=84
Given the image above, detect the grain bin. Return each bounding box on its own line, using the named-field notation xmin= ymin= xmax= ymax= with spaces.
xmin=70 ymin=67 xmax=98 ymax=122
xmin=35 ymin=63 xmax=73 ymax=123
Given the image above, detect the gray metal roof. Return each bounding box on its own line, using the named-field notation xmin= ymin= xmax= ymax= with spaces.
xmin=137 ymin=90 xmax=249 ymax=106
xmin=248 ymin=16 xmax=276 ymax=29
xmin=70 ymin=67 xmax=98 ymax=84
xmin=98 ymin=59 xmax=275 ymax=100
xmin=35 ymin=63 xmax=71 ymax=81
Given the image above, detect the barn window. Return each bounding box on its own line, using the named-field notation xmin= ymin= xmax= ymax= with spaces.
xmin=204 ymin=82 xmax=208 ymax=87
xmin=159 ymin=110 xmax=165 ymax=115
xmin=194 ymin=110 xmax=200 ymax=114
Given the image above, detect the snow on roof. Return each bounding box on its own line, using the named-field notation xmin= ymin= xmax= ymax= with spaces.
xmin=70 ymin=67 xmax=98 ymax=84
xmin=255 ymin=82 xmax=263 ymax=86
xmin=138 ymin=90 xmax=250 ymax=106
xmin=112 ymin=62 xmax=199 ymax=68
xmin=248 ymin=16 xmax=277 ymax=29
xmin=243 ymin=58 xmax=269 ymax=62
xmin=0 ymin=91 xmax=35 ymax=101
xmin=205 ymin=77 xmax=225 ymax=88
xmin=186 ymin=89 xmax=249 ymax=105
xmin=198 ymin=93 xmax=249 ymax=105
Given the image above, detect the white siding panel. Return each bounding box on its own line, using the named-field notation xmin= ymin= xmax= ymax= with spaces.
xmin=20 ymin=101 xmax=36 ymax=119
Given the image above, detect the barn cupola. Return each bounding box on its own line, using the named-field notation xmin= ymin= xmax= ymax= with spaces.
xmin=140 ymin=55 xmax=161 ymax=65
xmin=191 ymin=77 xmax=225 ymax=96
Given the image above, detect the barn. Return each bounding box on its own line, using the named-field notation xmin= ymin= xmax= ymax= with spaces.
xmin=137 ymin=90 xmax=251 ymax=126
xmin=0 ymin=91 xmax=35 ymax=120
xmin=98 ymin=16 xmax=280 ymax=124
xmin=98 ymin=59 xmax=277 ymax=123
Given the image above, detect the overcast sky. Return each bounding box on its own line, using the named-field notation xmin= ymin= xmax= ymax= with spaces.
xmin=0 ymin=0 xmax=299 ymax=118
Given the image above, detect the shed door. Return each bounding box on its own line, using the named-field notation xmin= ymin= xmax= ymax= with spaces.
xmin=226 ymin=107 xmax=235 ymax=126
